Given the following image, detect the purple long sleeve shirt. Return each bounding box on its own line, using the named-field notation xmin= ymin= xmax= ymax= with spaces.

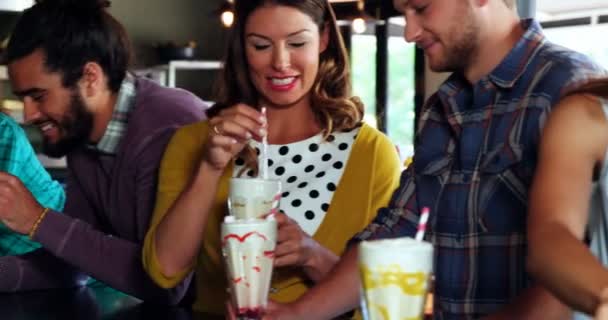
xmin=0 ymin=78 xmax=206 ymax=304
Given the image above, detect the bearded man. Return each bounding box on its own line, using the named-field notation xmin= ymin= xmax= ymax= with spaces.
xmin=0 ymin=0 xmax=205 ymax=305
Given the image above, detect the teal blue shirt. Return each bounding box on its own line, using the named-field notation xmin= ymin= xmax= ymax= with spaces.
xmin=0 ymin=113 xmax=65 ymax=255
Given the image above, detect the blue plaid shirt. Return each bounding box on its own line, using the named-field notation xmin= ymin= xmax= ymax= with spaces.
xmin=0 ymin=113 xmax=65 ymax=255
xmin=352 ymin=19 xmax=606 ymax=319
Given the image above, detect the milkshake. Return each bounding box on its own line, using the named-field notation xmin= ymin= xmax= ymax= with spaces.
xmin=358 ymin=237 xmax=434 ymax=320
xmin=228 ymin=178 xmax=281 ymax=219
xmin=221 ymin=216 xmax=277 ymax=319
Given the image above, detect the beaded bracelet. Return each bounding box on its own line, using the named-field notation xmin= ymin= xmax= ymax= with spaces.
xmin=28 ymin=207 xmax=50 ymax=239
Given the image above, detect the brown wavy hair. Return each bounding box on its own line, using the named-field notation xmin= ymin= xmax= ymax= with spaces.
xmin=209 ymin=0 xmax=364 ymax=177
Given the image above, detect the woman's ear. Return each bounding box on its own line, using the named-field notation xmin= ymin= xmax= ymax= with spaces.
xmin=319 ymin=23 xmax=330 ymax=53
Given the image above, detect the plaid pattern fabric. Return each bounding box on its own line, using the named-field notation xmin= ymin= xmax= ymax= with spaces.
xmin=93 ymin=74 xmax=136 ymax=154
xmin=351 ymin=19 xmax=607 ymax=319
xmin=0 ymin=114 xmax=65 ymax=256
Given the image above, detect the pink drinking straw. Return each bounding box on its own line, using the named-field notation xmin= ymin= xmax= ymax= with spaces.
xmin=415 ymin=207 xmax=430 ymax=241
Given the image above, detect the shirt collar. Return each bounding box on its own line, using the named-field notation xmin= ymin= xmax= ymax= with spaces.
xmin=436 ymin=19 xmax=546 ymax=101
xmin=90 ymin=74 xmax=136 ymax=155
xmin=487 ymin=18 xmax=546 ymax=88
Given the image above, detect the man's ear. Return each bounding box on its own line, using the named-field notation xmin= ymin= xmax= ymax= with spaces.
xmin=79 ymin=62 xmax=105 ymax=97
xmin=319 ymin=23 xmax=330 ymax=53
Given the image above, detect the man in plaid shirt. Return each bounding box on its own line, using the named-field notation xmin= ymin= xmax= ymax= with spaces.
xmin=264 ymin=0 xmax=606 ymax=319
xmin=0 ymin=113 xmax=64 ymax=256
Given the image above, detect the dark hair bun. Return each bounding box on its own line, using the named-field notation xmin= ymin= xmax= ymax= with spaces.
xmin=34 ymin=0 xmax=111 ymax=10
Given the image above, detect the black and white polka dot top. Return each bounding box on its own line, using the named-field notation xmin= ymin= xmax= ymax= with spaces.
xmin=233 ymin=127 xmax=360 ymax=235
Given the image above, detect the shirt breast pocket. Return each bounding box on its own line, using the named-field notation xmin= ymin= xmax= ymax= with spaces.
xmin=415 ymin=151 xmax=460 ymax=233
xmin=477 ymin=143 xmax=528 ymax=234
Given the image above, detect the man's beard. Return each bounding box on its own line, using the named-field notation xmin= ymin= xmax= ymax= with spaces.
xmin=42 ymin=91 xmax=94 ymax=158
xmin=432 ymin=6 xmax=480 ymax=73
xmin=442 ymin=23 xmax=479 ymax=73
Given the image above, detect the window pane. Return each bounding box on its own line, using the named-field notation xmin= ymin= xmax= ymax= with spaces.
xmin=543 ymin=24 xmax=608 ymax=69
xmin=387 ymin=37 xmax=416 ymax=158
xmin=351 ymin=33 xmax=416 ymax=160
xmin=351 ymin=34 xmax=377 ymax=128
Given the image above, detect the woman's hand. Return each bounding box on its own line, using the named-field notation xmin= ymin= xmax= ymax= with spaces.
xmin=273 ymin=212 xmax=317 ymax=268
xmin=203 ymin=104 xmax=266 ymax=171
xmin=272 ymin=212 xmax=338 ymax=282
xmin=229 ymin=299 xmax=305 ymax=320
xmin=226 ymin=300 xmax=237 ymax=320
xmin=261 ymin=300 xmax=305 ymax=320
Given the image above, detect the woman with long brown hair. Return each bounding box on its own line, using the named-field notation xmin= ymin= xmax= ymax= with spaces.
xmin=142 ymin=0 xmax=401 ymax=316
xmin=528 ymin=78 xmax=608 ymax=319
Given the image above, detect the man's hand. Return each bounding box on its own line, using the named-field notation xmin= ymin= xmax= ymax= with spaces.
xmin=0 ymin=171 xmax=45 ymax=234
xmin=481 ymin=285 xmax=571 ymax=320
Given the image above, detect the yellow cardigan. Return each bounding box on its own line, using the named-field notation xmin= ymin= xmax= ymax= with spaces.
xmin=142 ymin=121 xmax=401 ymax=315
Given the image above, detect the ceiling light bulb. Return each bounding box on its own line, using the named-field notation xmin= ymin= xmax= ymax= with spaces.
xmin=221 ymin=10 xmax=234 ymax=28
xmin=352 ymin=17 xmax=366 ymax=34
